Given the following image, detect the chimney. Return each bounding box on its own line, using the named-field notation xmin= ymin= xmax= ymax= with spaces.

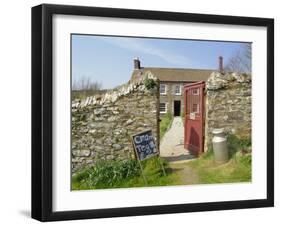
xmin=218 ymin=56 xmax=223 ymax=73
xmin=134 ymin=57 xmax=141 ymax=70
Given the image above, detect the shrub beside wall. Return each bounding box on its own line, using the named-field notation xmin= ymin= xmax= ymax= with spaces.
xmin=71 ymin=72 xmax=159 ymax=173
xmin=204 ymin=72 xmax=251 ymax=151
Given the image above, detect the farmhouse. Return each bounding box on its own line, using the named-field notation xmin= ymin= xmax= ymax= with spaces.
xmin=131 ymin=58 xmax=221 ymax=116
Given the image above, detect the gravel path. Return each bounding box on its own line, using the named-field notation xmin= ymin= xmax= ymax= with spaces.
xmin=160 ymin=117 xmax=195 ymax=162
xmin=169 ymin=162 xmax=199 ymax=185
xmin=160 ymin=116 xmax=198 ymax=184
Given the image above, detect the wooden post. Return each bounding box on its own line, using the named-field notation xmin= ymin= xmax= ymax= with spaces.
xmin=138 ymin=160 xmax=147 ymax=185
xmin=158 ymin=156 xmax=166 ymax=176
xmin=131 ymin=134 xmax=149 ymax=186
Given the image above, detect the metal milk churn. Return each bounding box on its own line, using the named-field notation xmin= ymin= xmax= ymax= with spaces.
xmin=212 ymin=128 xmax=229 ymax=164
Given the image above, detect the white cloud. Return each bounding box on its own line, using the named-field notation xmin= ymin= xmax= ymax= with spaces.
xmin=103 ymin=37 xmax=191 ymax=66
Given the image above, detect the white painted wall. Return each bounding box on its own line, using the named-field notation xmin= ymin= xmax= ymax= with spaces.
xmin=0 ymin=0 xmax=279 ymax=225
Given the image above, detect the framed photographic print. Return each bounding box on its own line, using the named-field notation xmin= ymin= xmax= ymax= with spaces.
xmin=31 ymin=4 xmax=274 ymax=221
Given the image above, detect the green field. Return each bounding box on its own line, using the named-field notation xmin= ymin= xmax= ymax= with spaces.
xmin=186 ymin=134 xmax=252 ymax=184
xmin=186 ymin=151 xmax=251 ymax=184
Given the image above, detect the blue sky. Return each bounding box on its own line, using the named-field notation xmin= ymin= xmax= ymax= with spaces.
xmin=72 ymin=35 xmax=248 ymax=89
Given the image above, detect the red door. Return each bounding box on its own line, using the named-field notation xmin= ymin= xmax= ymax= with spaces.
xmin=184 ymin=81 xmax=205 ymax=156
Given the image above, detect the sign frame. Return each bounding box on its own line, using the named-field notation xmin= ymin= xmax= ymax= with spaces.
xmin=131 ymin=130 xmax=159 ymax=162
xmin=131 ymin=130 xmax=166 ymax=184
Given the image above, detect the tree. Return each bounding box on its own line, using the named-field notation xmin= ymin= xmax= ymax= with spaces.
xmin=225 ymin=43 xmax=252 ymax=73
xmin=72 ymin=76 xmax=102 ymax=91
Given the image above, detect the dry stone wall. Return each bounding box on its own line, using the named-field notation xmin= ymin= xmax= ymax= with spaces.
xmin=72 ymin=72 xmax=159 ymax=173
xmin=204 ymin=72 xmax=251 ymax=150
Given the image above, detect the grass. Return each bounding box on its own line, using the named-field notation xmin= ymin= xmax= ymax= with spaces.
xmin=72 ymin=157 xmax=181 ymax=190
xmin=160 ymin=113 xmax=173 ymax=140
xmin=72 ymin=135 xmax=252 ymax=190
xmin=187 ymin=135 xmax=252 ymax=184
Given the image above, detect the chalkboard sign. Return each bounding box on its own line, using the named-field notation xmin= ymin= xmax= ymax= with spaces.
xmin=131 ymin=130 xmax=159 ymax=161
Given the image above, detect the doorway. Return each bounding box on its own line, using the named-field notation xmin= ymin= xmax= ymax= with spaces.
xmin=174 ymin=100 xmax=181 ymax=116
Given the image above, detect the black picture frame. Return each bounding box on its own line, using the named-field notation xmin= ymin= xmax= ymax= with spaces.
xmin=32 ymin=3 xmax=274 ymax=222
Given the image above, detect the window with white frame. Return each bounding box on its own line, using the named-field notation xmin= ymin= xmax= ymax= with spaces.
xmin=159 ymin=102 xmax=167 ymax=113
xmin=192 ymin=88 xmax=199 ymax=95
xmin=191 ymin=103 xmax=199 ymax=113
xmin=174 ymin=84 xmax=181 ymax=95
xmin=160 ymin=84 xmax=166 ymax=95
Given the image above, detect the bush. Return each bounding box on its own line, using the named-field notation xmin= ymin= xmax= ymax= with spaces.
xmin=227 ymin=134 xmax=251 ymax=157
xmin=142 ymin=156 xmax=167 ymax=176
xmin=72 ymin=157 xmax=178 ymax=190
xmin=144 ymin=77 xmax=157 ymax=90
xmin=72 ymin=159 xmax=140 ymax=189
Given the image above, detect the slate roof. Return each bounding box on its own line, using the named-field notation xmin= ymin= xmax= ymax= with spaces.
xmin=131 ymin=67 xmax=215 ymax=82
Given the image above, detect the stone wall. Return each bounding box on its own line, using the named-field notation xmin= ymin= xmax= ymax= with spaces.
xmin=204 ymin=72 xmax=251 ymax=150
xmin=71 ymin=72 xmax=159 ymax=173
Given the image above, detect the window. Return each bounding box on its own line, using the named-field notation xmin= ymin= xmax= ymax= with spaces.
xmin=160 ymin=84 xmax=166 ymax=95
xmin=192 ymin=88 xmax=199 ymax=95
xmin=159 ymin=103 xmax=167 ymax=113
xmin=174 ymin=84 xmax=181 ymax=95
xmin=192 ymin=103 xmax=199 ymax=113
